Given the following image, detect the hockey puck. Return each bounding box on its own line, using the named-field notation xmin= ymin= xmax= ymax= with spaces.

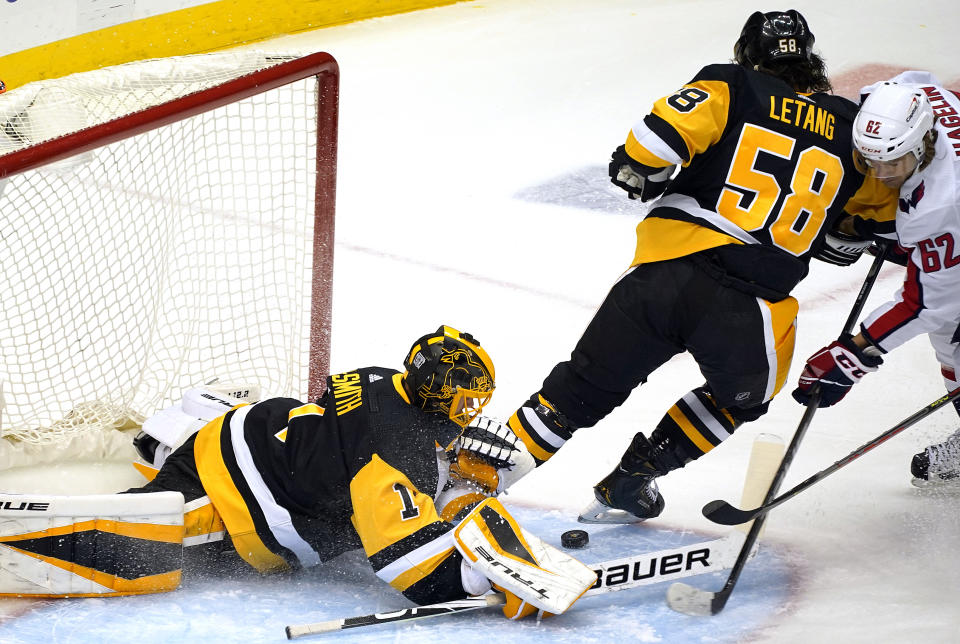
xmin=560 ymin=529 xmax=589 ymax=549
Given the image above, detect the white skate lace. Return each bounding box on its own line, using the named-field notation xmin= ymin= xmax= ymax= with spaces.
xmin=641 ymin=478 xmax=660 ymax=504
xmin=925 ymin=428 xmax=960 ymax=479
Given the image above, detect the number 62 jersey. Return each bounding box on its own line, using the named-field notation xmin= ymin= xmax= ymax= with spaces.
xmin=623 ymin=63 xmax=897 ymax=299
xmin=859 ymin=71 xmax=960 ymax=359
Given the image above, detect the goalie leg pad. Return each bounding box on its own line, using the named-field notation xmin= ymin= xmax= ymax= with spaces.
xmin=139 ymin=384 xmax=259 ymax=468
xmin=453 ymin=498 xmax=595 ymax=615
xmin=0 ymin=492 xmax=184 ymax=597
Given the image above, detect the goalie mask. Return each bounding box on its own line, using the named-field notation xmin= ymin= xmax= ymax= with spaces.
xmin=733 ymin=9 xmax=814 ymax=68
xmin=403 ymin=325 xmax=495 ymax=428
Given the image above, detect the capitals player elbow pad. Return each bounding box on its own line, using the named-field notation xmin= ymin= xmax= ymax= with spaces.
xmin=453 ymin=497 xmax=595 ymax=616
xmin=0 ymin=492 xmax=184 ymax=597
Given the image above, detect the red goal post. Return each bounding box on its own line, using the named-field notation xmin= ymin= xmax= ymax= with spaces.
xmin=0 ymin=51 xmax=337 ymax=464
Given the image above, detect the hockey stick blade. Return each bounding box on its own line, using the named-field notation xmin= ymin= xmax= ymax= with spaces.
xmin=701 ymin=499 xmax=759 ymax=526
xmin=666 ymin=580 xmax=728 ymax=616
xmin=701 ymin=386 xmax=960 ymax=528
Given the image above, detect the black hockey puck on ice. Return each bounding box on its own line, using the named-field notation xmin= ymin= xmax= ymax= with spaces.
xmin=560 ymin=529 xmax=589 ymax=549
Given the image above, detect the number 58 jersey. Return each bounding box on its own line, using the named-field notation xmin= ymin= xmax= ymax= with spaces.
xmin=624 ymin=63 xmax=897 ymax=299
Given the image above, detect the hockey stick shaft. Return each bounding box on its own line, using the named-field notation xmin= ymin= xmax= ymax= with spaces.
xmin=670 ymin=247 xmax=888 ymax=615
xmin=285 ymin=532 xmax=746 ymax=638
xmin=706 ymin=389 xmax=821 ymax=613
xmin=703 ymin=387 xmax=960 ymax=526
xmin=285 ymin=594 xmax=505 ymax=639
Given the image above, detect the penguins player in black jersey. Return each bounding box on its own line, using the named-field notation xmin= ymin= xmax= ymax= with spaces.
xmin=504 ymin=10 xmax=899 ymax=523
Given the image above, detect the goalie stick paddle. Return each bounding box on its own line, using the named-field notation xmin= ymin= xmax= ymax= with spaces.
xmin=702 ymin=386 xmax=960 ymax=526
xmin=668 ymin=246 xmax=889 ymax=617
xmin=284 ymin=531 xmax=752 ymax=639
xmin=668 ymin=391 xmax=819 ymax=616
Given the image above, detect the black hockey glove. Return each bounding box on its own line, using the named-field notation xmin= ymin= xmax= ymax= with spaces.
xmin=608 ymin=145 xmax=674 ymax=202
xmin=814 ymin=229 xmax=874 ymax=266
xmin=792 ymin=335 xmax=883 ymax=407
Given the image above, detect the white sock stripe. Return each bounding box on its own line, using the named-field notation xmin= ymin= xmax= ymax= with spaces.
xmin=375 ymin=530 xmax=456 ymax=584
xmin=228 ymin=405 xmax=321 ymax=568
xmin=521 ymin=406 xmax=566 ymax=449
xmin=681 ymin=391 xmax=731 ymax=442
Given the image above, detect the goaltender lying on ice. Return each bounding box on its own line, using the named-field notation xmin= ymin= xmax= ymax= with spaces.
xmin=0 ymin=342 xmax=777 ymax=624
xmin=0 ymin=326 xmax=602 ymax=622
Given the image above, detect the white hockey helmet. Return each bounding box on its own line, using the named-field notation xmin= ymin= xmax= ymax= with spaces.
xmin=853 ymin=82 xmax=934 ymax=178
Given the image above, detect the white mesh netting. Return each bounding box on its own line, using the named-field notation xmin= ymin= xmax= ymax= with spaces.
xmin=0 ymin=51 xmax=331 ymax=462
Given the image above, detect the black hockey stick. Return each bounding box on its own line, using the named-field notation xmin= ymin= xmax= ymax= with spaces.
xmin=667 ymin=245 xmax=888 ymax=616
xmin=285 ymin=594 xmax=506 ymax=639
xmin=285 ymin=529 xmax=753 ymax=638
xmin=703 ymin=386 xmax=960 ymax=526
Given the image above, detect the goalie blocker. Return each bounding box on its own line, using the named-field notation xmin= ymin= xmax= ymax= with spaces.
xmin=0 ymin=492 xmax=184 ymax=597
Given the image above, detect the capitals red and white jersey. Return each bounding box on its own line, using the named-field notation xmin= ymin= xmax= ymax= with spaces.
xmin=860 ymin=72 xmax=960 ymax=357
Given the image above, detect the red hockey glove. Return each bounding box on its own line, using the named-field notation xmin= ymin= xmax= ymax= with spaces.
xmin=792 ymin=336 xmax=883 ymax=408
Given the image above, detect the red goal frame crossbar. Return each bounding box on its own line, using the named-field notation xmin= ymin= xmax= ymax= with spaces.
xmin=0 ymin=52 xmax=338 ymax=401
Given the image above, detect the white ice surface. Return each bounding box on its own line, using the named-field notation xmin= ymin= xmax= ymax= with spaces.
xmin=2 ymin=1 xmax=960 ymax=641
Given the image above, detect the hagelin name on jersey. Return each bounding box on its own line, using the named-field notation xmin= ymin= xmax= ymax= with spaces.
xmin=332 ymin=371 xmax=363 ymax=415
xmin=769 ymin=96 xmax=835 ymax=140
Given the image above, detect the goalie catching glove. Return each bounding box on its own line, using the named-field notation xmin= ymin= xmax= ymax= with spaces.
xmin=792 ymin=335 xmax=883 ymax=407
xmin=454 ymin=416 xmax=536 ymax=494
xmin=454 ymin=497 xmax=596 ymax=619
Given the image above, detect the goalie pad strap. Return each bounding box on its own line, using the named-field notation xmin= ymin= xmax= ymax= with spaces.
xmin=453 ymin=498 xmax=595 ymax=615
xmin=0 ymin=492 xmax=184 ymax=597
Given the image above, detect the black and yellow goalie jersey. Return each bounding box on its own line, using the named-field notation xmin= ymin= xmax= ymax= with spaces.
xmin=624 ymin=63 xmax=896 ymax=298
xmin=192 ymin=366 xmax=472 ymax=605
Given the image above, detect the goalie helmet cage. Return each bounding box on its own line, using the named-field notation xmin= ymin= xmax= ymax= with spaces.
xmin=0 ymin=51 xmax=337 ymax=463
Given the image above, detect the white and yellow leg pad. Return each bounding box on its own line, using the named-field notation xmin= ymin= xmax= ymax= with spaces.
xmin=453 ymin=497 xmax=596 ymax=616
xmin=0 ymin=492 xmax=184 ymax=597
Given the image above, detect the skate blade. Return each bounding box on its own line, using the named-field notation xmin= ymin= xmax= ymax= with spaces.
xmin=911 ymin=476 xmax=960 ymax=490
xmin=577 ymin=498 xmax=649 ymax=524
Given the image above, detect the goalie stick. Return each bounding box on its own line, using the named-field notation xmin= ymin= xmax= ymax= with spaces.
xmin=702 ymin=386 xmax=960 ymax=526
xmin=285 ymin=432 xmax=786 ymax=639
xmin=667 ymin=245 xmax=889 ymax=617
xmin=285 ymin=530 xmax=752 ymax=639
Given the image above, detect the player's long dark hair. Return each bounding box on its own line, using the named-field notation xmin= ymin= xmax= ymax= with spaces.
xmin=750 ymin=52 xmax=832 ymax=93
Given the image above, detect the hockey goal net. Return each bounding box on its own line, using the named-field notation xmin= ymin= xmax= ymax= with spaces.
xmin=0 ymin=50 xmax=337 ymax=465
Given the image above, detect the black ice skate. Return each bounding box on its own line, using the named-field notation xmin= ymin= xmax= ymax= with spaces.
xmin=910 ymin=428 xmax=960 ymax=487
xmin=578 ymin=433 xmax=669 ymax=524
xmin=578 ymin=465 xmax=665 ymax=524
